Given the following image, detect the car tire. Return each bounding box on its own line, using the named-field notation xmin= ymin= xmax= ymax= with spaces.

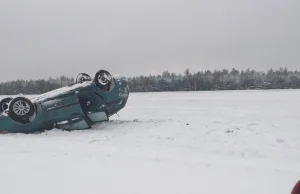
xmin=94 ymin=70 xmax=113 ymax=92
xmin=74 ymin=73 xmax=92 ymax=84
xmin=8 ymin=97 xmax=36 ymax=124
xmin=0 ymin=97 xmax=13 ymax=112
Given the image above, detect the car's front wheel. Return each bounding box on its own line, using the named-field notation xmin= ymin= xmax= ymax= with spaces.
xmin=8 ymin=97 xmax=36 ymax=124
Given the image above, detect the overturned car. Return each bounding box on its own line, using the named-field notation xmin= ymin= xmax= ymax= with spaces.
xmin=0 ymin=70 xmax=129 ymax=133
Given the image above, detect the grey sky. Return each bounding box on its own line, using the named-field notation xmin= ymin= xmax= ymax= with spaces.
xmin=0 ymin=0 xmax=299 ymax=81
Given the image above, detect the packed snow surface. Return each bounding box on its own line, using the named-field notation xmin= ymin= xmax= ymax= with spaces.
xmin=1 ymin=90 xmax=300 ymax=194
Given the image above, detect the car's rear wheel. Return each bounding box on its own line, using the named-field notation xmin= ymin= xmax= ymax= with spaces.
xmin=94 ymin=70 xmax=113 ymax=91
xmin=0 ymin=97 xmax=13 ymax=113
xmin=74 ymin=73 xmax=92 ymax=84
xmin=8 ymin=97 xmax=36 ymax=124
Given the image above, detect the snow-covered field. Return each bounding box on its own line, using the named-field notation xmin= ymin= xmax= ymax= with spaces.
xmin=0 ymin=90 xmax=300 ymax=194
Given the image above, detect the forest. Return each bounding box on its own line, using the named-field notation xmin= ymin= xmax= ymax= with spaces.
xmin=0 ymin=67 xmax=300 ymax=95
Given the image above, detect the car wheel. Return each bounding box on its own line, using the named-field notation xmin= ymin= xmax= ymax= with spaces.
xmin=74 ymin=73 xmax=92 ymax=84
xmin=8 ymin=97 xmax=36 ymax=124
xmin=94 ymin=70 xmax=113 ymax=91
xmin=0 ymin=97 xmax=13 ymax=112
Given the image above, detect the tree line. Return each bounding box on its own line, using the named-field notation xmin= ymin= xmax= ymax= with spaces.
xmin=128 ymin=67 xmax=300 ymax=92
xmin=0 ymin=67 xmax=299 ymax=95
xmin=0 ymin=76 xmax=73 ymax=95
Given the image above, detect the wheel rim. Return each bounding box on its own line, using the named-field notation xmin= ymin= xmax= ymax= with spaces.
xmin=12 ymin=100 xmax=30 ymax=116
xmin=98 ymin=72 xmax=112 ymax=85
xmin=79 ymin=76 xmax=85 ymax=82
xmin=2 ymin=102 xmax=9 ymax=111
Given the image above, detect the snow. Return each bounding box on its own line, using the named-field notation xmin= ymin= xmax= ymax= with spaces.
xmin=31 ymin=81 xmax=91 ymax=103
xmin=1 ymin=90 xmax=300 ymax=194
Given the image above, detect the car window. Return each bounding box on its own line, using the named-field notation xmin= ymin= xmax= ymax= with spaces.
xmin=87 ymin=112 xmax=108 ymax=122
xmin=56 ymin=118 xmax=90 ymax=130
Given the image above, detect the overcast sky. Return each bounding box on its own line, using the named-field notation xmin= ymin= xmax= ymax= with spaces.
xmin=0 ymin=0 xmax=299 ymax=81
